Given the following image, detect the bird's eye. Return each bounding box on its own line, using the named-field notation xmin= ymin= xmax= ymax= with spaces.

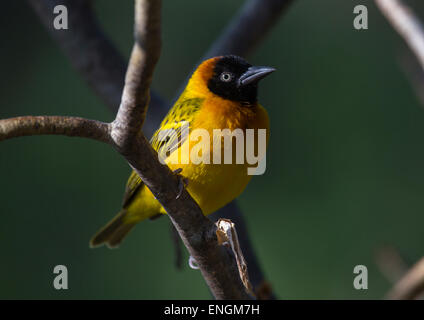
xmin=220 ymin=72 xmax=233 ymax=82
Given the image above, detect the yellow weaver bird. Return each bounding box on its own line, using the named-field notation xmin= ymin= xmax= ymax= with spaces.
xmin=90 ymin=55 xmax=274 ymax=248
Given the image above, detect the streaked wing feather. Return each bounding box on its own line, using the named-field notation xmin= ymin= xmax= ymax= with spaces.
xmin=150 ymin=97 xmax=203 ymax=157
xmin=121 ymin=97 xmax=204 ymax=208
xmin=122 ymin=170 xmax=143 ymax=208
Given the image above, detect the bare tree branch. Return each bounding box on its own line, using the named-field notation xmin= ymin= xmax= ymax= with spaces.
xmin=375 ymin=0 xmax=424 ymax=71
xmin=112 ymin=0 xmax=161 ymax=150
xmin=177 ymin=0 xmax=294 ymax=97
xmin=0 ymin=116 xmax=111 ymax=144
xmin=387 ymin=257 xmax=424 ymax=300
xmin=204 ymin=0 xmax=294 ymax=59
xmin=170 ymin=223 xmax=183 ymax=269
xmin=375 ymin=245 xmax=409 ymax=284
xmin=399 ymin=49 xmax=424 ymax=106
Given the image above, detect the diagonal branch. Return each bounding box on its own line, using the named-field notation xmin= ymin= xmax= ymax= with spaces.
xmin=375 ymin=0 xmax=424 ymax=300
xmin=375 ymin=0 xmax=424 ymax=71
xmin=386 ymin=257 xmax=424 ymax=300
xmin=120 ymin=135 xmax=251 ymax=299
xmin=0 ymin=116 xmax=111 ymax=144
xmin=204 ymin=0 xmax=294 ymax=59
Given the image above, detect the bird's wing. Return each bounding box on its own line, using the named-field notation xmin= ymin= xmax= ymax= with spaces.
xmin=150 ymin=97 xmax=204 ymax=159
xmin=122 ymin=97 xmax=204 ymax=208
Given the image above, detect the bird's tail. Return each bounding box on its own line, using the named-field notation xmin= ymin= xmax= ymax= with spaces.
xmin=90 ymin=210 xmax=136 ymax=249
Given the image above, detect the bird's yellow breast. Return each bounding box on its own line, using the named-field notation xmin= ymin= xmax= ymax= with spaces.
xmin=165 ymin=96 xmax=269 ymax=215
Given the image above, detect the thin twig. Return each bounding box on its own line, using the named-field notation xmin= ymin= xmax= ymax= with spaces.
xmin=0 ymin=116 xmax=111 ymax=144
xmin=387 ymin=257 xmax=424 ymax=300
xmin=211 ymin=202 xmax=275 ymax=299
xmin=375 ymin=0 xmax=424 ymax=71
xmin=399 ymin=50 xmax=424 ymax=106
xmin=179 ymin=0 xmax=295 ymax=296
xmin=216 ymin=219 xmax=254 ymax=296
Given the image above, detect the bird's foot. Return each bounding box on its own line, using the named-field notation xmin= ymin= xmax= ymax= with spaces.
xmin=173 ymin=168 xmax=189 ymax=199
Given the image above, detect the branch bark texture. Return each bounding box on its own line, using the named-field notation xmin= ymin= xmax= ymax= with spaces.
xmin=112 ymin=0 xmax=161 ymax=150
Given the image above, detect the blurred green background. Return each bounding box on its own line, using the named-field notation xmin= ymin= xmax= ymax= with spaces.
xmin=1 ymin=0 xmax=424 ymax=299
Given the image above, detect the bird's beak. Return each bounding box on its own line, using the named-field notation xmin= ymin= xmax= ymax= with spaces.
xmin=238 ymin=66 xmax=276 ymax=87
